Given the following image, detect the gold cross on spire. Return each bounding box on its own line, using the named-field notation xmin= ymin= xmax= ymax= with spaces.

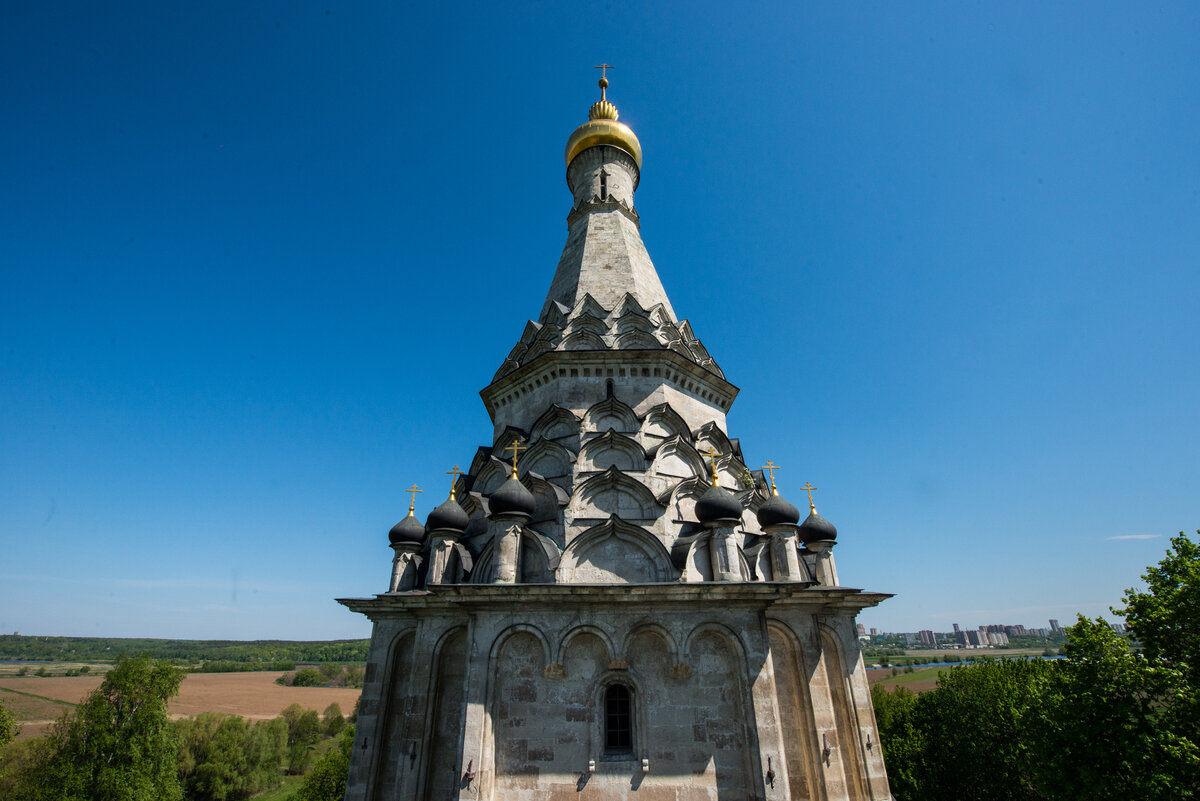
xmin=504 ymin=439 xmax=526 ymax=479
xmin=445 ymin=465 xmax=463 ymax=500
xmin=702 ymin=446 xmax=720 ymax=487
xmin=799 ymin=482 xmax=818 ymax=513
xmin=762 ymin=460 xmax=781 ymax=496
xmin=593 ymin=63 xmax=613 ymax=100
xmin=404 ymin=484 xmax=423 ymax=516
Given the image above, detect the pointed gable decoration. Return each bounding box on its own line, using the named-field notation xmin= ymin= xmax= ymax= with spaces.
xmin=558 ymin=515 xmax=675 ymax=584
xmin=574 ymin=466 xmax=662 ymax=522
xmin=583 ymin=395 xmax=639 ymax=434
xmin=579 ymin=430 xmax=647 ymax=472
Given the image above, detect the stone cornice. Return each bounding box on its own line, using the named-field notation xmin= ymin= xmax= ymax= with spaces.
xmin=338 ymin=583 xmax=892 ymax=620
xmin=480 ymin=348 xmax=740 ymax=421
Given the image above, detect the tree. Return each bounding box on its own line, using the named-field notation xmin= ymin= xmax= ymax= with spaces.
xmin=1119 ymin=532 xmax=1200 ymax=686
xmin=280 ymin=704 xmax=321 ymax=775
xmin=293 ymin=727 xmax=353 ymax=801
xmin=0 ymin=698 xmax=18 ymax=750
xmin=1035 ymin=616 xmax=1199 ymax=800
xmin=175 ymin=713 xmax=288 ymax=801
xmin=321 ymin=703 xmax=345 ymax=738
xmin=23 ymin=655 xmax=185 ymax=801
xmin=869 ymin=684 xmax=922 ymax=800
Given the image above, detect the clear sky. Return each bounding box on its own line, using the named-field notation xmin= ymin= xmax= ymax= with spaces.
xmin=2 ymin=2 xmax=1197 ymax=640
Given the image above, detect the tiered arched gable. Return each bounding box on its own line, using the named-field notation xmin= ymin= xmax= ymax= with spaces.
xmin=583 ymin=396 xmax=640 ymax=434
xmin=650 ymin=435 xmax=707 ymax=480
xmin=640 ymin=402 xmax=690 ymax=444
xmin=579 ymin=430 xmax=647 ymax=472
xmin=529 ymin=404 xmax=581 ymax=443
xmin=561 ymin=330 xmax=607 ymax=351
xmin=558 ymin=516 xmax=675 ymax=583
xmin=574 ymin=467 xmax=662 ymax=522
xmin=521 ymin=439 xmax=575 ymax=480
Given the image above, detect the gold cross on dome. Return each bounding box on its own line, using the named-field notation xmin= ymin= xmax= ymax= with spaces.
xmin=593 ymin=63 xmax=613 ymax=99
xmin=445 ymin=465 xmax=463 ymax=500
xmin=799 ymin=482 xmax=818 ymax=512
xmin=404 ymin=484 xmax=423 ymax=516
xmin=762 ymin=460 xmax=781 ymax=495
xmin=702 ymin=446 xmax=720 ymax=486
xmin=504 ymin=439 xmax=526 ymax=479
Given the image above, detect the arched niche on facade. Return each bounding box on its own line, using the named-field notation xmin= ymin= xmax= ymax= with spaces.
xmin=529 ymin=404 xmax=581 ymax=444
xmin=817 ymin=624 xmax=871 ymax=800
xmin=559 ymin=625 xmax=616 ymax=667
xmin=693 ymin=421 xmax=734 ymax=458
xmin=640 ymin=402 xmax=691 ymax=445
xmin=558 ymin=516 xmax=675 ymax=584
xmin=579 ymin=430 xmax=647 ymax=472
xmin=612 ymin=309 xmax=656 ymax=335
xmin=622 ymin=623 xmax=679 ymax=668
xmin=574 ymin=466 xmax=662 ymax=522
xmin=519 ymin=528 xmax=561 ymax=583
xmin=421 ymin=627 xmax=469 ymax=801
xmin=613 ymin=329 xmax=660 ymax=350
xmin=564 ymin=310 xmax=609 ymax=337
xmin=561 ymin=330 xmax=607 ymax=351
xmin=470 ymin=529 xmax=560 ymax=584
xmin=659 ymin=475 xmax=709 ymax=523
xmin=472 ymin=456 xmax=510 ymax=496
xmin=649 ymin=435 xmax=707 ymax=480
xmin=521 ymin=439 xmax=575 ymax=481
xmin=520 ymin=472 xmax=569 ymax=520
xmin=492 ymin=425 xmax=529 ymax=453
xmin=583 ymin=396 xmax=640 ymax=435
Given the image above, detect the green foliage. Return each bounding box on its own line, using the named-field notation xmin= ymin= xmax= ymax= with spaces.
xmin=21 ymin=655 xmax=185 ymax=801
xmin=0 ymin=635 xmax=369 ymax=666
xmin=280 ymin=704 xmax=322 ymax=775
xmin=1119 ymin=532 xmax=1200 ymax=686
xmin=290 ymin=669 xmax=325 ymax=688
xmin=0 ymin=738 xmax=44 ymax=799
xmin=870 ymin=685 xmax=922 ymax=799
xmin=175 ymin=713 xmax=288 ymax=801
xmin=292 ymin=727 xmax=353 ymax=801
xmin=0 ymin=698 xmax=18 ymax=750
xmin=874 ymin=530 xmax=1200 ymax=800
xmin=321 ymin=703 xmax=345 ymax=738
xmin=192 ymin=660 xmax=295 ymax=674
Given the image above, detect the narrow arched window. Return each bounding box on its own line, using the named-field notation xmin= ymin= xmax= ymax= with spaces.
xmin=604 ymin=684 xmax=633 ymax=753
xmin=599 ymin=170 xmax=609 ymax=200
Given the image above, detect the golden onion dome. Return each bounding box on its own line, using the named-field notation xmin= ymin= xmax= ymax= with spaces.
xmin=565 ymin=73 xmax=642 ymax=169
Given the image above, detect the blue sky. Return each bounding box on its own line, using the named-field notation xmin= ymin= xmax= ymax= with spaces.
xmin=2 ymin=2 xmax=1197 ymax=639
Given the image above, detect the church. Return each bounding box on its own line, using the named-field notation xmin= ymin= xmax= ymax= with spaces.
xmin=340 ymin=72 xmax=893 ymax=801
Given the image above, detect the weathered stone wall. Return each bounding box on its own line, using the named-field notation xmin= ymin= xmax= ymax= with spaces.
xmin=343 ymin=597 xmax=890 ymax=801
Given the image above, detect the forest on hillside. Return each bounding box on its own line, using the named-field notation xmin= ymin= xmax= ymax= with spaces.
xmin=0 ymin=636 xmax=369 ymax=666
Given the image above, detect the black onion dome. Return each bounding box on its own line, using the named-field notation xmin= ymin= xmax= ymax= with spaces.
xmin=425 ymin=497 xmax=469 ymax=533
xmin=798 ymin=510 xmax=838 ymax=544
xmin=489 ymin=477 xmax=535 ymax=517
xmin=695 ymin=484 xmax=743 ymax=525
xmin=757 ymin=493 xmax=801 ymax=528
xmin=388 ymin=514 xmax=426 ymax=545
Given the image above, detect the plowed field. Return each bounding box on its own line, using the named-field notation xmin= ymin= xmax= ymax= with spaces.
xmin=0 ymin=672 xmax=361 ymax=740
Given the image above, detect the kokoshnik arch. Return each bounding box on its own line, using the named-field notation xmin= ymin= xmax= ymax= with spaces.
xmin=340 ymin=69 xmax=894 ymax=801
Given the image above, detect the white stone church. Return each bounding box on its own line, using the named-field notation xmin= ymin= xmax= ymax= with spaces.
xmin=340 ymin=73 xmax=893 ymax=801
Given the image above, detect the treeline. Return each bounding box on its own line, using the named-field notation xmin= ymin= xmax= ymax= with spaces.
xmin=0 ymin=635 xmax=369 ymax=665
xmin=874 ymin=532 xmax=1200 ymax=800
xmin=192 ymin=660 xmax=296 ymax=673
xmin=0 ymin=656 xmax=357 ymax=801
xmin=275 ymin=663 xmax=365 ymax=689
